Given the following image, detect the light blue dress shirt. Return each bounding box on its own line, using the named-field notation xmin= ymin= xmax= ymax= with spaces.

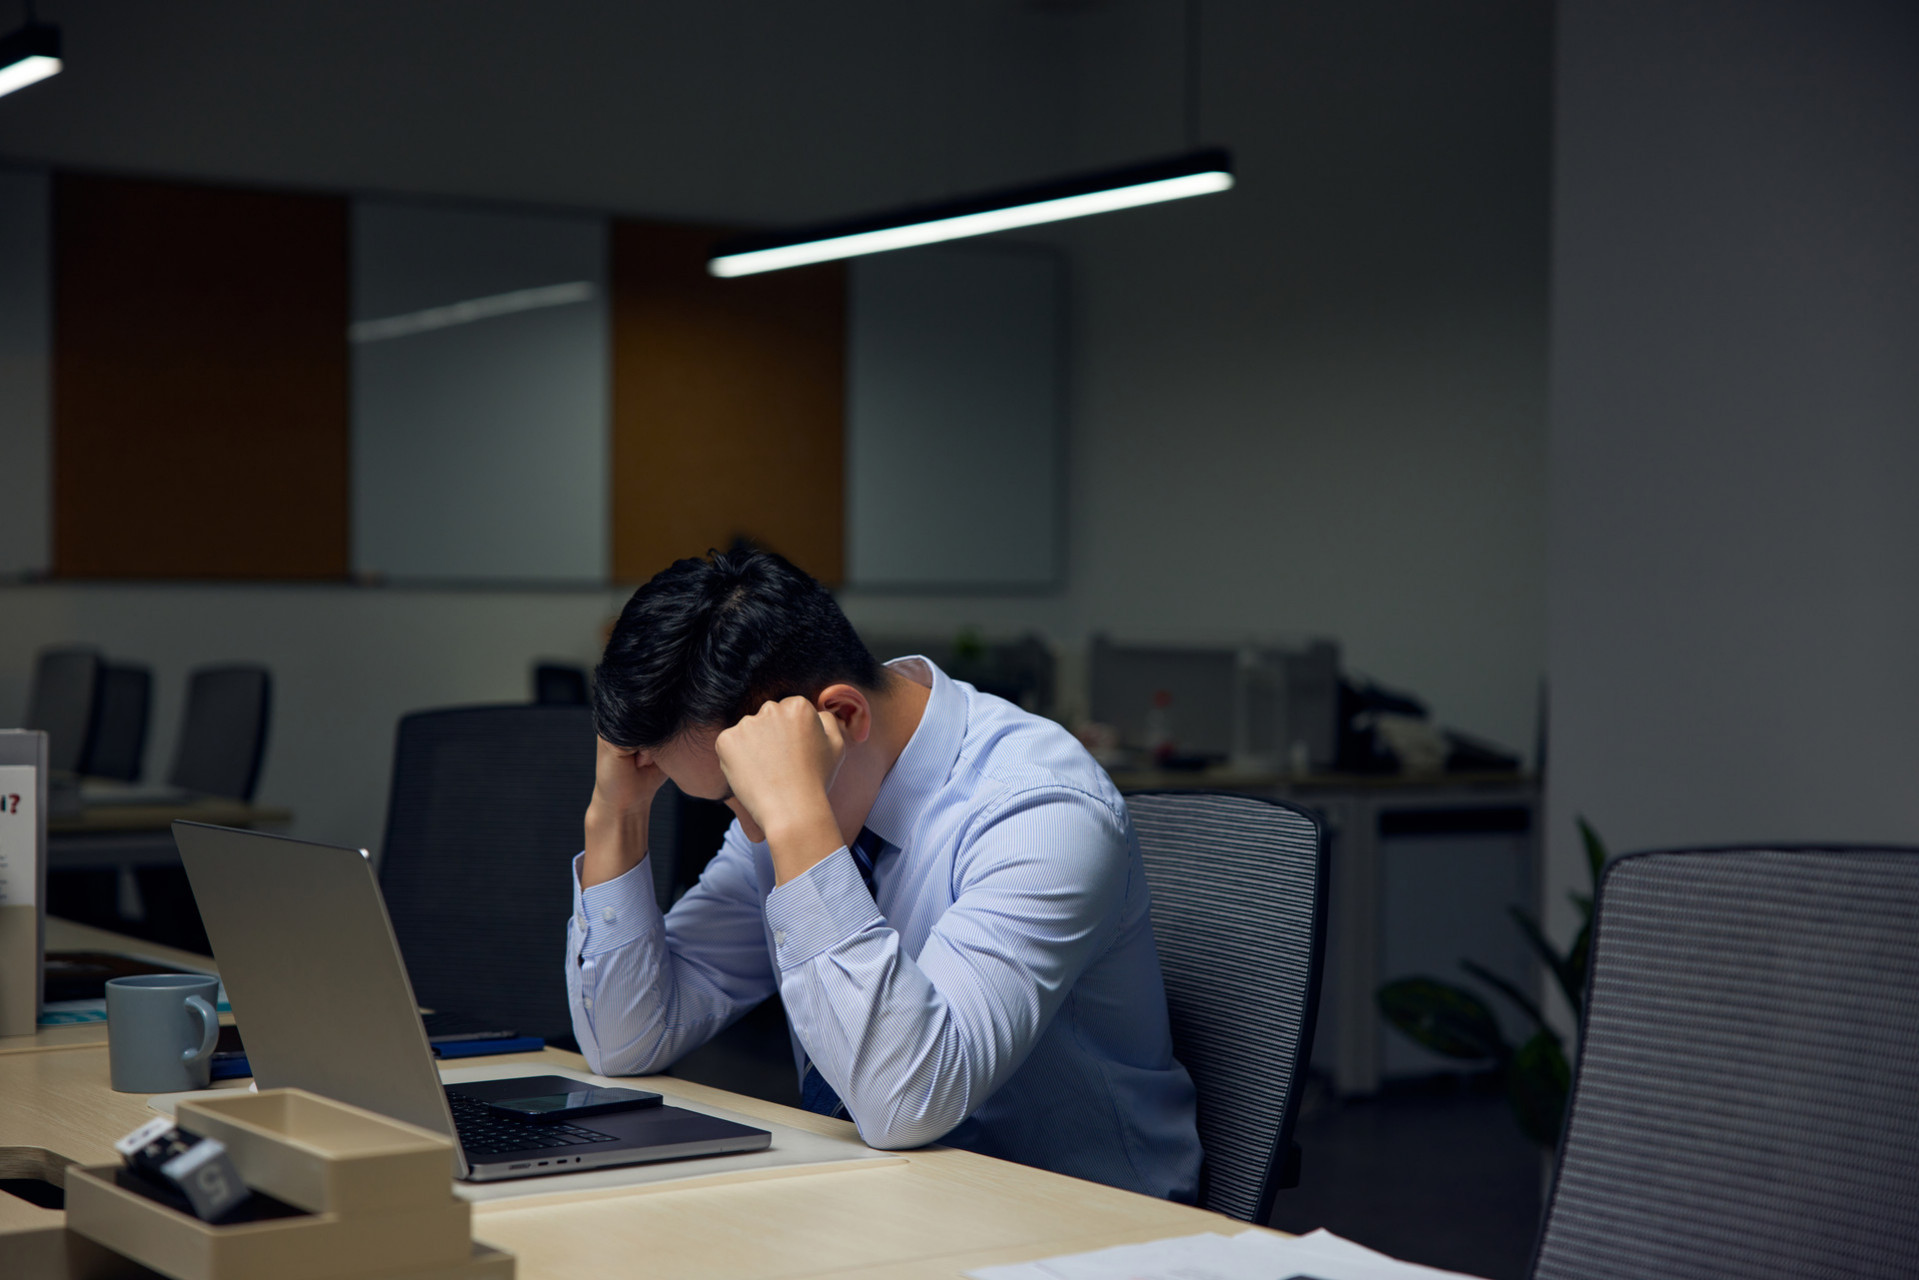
xmin=566 ymin=657 xmax=1202 ymax=1201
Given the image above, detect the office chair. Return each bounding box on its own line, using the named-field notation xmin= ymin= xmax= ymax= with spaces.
xmin=80 ymin=662 xmax=153 ymax=782
xmin=1124 ymin=790 xmax=1328 ymax=1223
xmin=167 ymin=664 xmax=272 ymax=801
xmin=532 ymin=662 xmax=590 ymax=705
xmin=24 ymin=645 xmax=104 ymax=775
xmin=377 ymin=704 xmax=598 ymax=1042
xmin=1532 ymin=846 xmax=1919 ymax=1280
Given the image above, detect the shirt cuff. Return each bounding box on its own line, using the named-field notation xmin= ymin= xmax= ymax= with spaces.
xmin=572 ymin=851 xmax=662 ymax=957
xmin=764 ymin=846 xmax=883 ymax=968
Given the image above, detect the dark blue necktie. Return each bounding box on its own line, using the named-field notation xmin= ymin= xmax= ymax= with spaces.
xmin=800 ymin=827 xmax=887 ymax=1119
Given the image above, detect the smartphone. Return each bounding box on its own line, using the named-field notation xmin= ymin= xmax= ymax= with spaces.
xmin=485 ymin=1085 xmax=663 ymax=1123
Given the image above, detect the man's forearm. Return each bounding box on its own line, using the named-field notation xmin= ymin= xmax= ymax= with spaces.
xmin=581 ymin=800 xmax=649 ymax=889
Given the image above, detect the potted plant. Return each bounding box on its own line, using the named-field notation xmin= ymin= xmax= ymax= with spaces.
xmin=1374 ymin=818 xmax=1609 ymax=1147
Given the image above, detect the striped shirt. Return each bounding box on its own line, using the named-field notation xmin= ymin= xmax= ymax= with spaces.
xmin=566 ymin=657 xmax=1202 ymax=1200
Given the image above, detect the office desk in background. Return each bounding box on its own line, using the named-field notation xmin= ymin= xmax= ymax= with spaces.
xmin=48 ymin=799 xmax=293 ymax=872
xmin=0 ymin=1044 xmax=1257 ymax=1279
xmin=1110 ymin=769 xmax=1541 ymax=1097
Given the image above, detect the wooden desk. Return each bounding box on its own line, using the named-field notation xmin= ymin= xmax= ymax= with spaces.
xmin=0 ymin=918 xmax=223 ymax=1057
xmin=0 ymin=1045 xmax=1256 ymax=1279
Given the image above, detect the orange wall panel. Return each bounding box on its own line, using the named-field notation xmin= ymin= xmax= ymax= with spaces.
xmin=53 ymin=174 xmax=349 ymax=579
xmin=610 ymin=221 xmax=844 ymax=585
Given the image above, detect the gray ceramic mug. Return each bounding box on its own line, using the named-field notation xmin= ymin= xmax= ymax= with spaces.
xmin=106 ymin=973 xmax=221 ymax=1093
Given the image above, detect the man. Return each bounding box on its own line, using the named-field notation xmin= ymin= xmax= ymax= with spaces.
xmin=567 ymin=548 xmax=1202 ymax=1200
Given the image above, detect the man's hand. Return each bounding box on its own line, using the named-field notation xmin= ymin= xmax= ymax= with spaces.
xmin=581 ymin=737 xmax=667 ymax=889
xmin=715 ymin=697 xmax=847 ymax=883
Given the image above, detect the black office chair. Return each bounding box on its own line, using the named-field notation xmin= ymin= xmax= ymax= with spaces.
xmin=81 ymin=662 xmax=153 ymax=782
xmin=532 ymin=662 xmax=590 ymax=706
xmin=24 ymin=645 xmax=104 ymax=775
xmin=1124 ymin=790 xmax=1328 ymax=1222
xmin=167 ymin=664 xmax=272 ymax=801
xmin=377 ymin=705 xmax=598 ymax=1042
xmin=1532 ymin=846 xmax=1919 ymax=1280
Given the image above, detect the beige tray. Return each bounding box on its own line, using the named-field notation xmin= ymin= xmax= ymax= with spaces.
xmin=0 ymin=1228 xmax=515 ymax=1280
xmin=63 ymin=1165 xmax=476 ymax=1280
xmin=175 ymin=1090 xmax=456 ymax=1215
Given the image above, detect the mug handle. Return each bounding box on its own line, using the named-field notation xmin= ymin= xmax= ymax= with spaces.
xmin=181 ymin=995 xmax=219 ymax=1066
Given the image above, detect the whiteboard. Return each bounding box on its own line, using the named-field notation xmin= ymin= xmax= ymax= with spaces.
xmin=351 ymin=201 xmax=609 ymax=583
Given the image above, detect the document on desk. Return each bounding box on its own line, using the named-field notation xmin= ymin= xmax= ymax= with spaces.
xmin=967 ymin=1228 xmax=1491 ymax=1280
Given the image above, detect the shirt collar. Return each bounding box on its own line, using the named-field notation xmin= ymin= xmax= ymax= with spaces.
xmin=861 ymin=656 xmax=965 ymax=849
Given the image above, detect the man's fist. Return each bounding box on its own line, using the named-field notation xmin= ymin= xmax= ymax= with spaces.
xmin=581 ymin=737 xmax=667 ymax=888
xmin=714 ymin=697 xmax=845 ymax=845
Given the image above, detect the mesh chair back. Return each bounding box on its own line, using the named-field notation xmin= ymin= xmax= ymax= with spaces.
xmin=82 ymin=663 xmax=152 ymax=782
xmin=1534 ymin=847 xmax=1919 ymax=1280
xmin=1125 ymin=791 xmax=1327 ymax=1222
xmin=378 ymin=705 xmax=596 ymax=1042
xmin=167 ymin=665 xmax=272 ymax=800
xmin=24 ymin=646 xmax=103 ymax=774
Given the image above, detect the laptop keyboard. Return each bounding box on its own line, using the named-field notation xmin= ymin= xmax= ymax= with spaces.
xmin=447 ymin=1091 xmax=621 ymax=1157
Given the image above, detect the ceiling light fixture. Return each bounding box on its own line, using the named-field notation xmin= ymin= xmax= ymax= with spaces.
xmin=709 ymin=0 xmax=1230 ymax=279
xmin=0 ymin=3 xmax=60 ymax=101
xmin=708 ymin=149 xmax=1233 ymax=278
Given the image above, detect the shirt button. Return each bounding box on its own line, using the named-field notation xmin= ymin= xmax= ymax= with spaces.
xmin=602 ymin=907 xmax=616 ymax=923
xmin=774 ymin=930 xmax=787 ymax=946
xmin=583 ymin=997 xmax=593 ymax=1010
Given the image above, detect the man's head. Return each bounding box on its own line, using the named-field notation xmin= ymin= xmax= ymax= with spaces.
xmin=593 ymin=545 xmax=881 ymax=758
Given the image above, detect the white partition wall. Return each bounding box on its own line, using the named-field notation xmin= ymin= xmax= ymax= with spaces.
xmin=847 ymin=245 xmax=1063 ymax=590
xmin=0 ymin=169 xmax=50 ymax=576
xmin=351 ymin=201 xmax=609 ymax=583
xmin=1546 ymin=0 xmax=1919 ymax=991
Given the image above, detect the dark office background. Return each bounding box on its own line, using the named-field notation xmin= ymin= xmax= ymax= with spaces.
xmin=4 ymin=4 xmax=1916 ymax=1278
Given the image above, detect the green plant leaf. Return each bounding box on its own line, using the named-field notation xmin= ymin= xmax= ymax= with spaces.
xmin=1577 ymin=815 xmax=1608 ymax=891
xmin=1509 ymin=906 xmax=1583 ymax=1020
xmin=1376 ymin=978 xmax=1511 ymax=1061
xmin=1507 ymin=1029 xmax=1572 ymax=1148
xmin=1459 ymin=958 xmax=1554 ymax=1037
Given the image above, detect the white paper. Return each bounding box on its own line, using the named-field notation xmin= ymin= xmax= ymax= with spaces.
xmin=0 ymin=764 xmax=37 ymax=908
xmin=967 ymin=1229 xmax=1491 ymax=1280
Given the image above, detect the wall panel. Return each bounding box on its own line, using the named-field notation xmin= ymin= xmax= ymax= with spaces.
xmin=610 ymin=222 xmax=843 ymax=584
xmin=0 ymin=168 xmax=50 ymax=576
xmin=53 ymin=174 xmax=348 ymax=579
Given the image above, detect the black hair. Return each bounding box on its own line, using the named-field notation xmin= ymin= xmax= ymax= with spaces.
xmin=593 ymin=547 xmax=883 ymax=750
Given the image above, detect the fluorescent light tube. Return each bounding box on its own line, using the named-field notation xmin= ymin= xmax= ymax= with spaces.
xmin=709 ymin=149 xmax=1234 ymax=278
xmin=0 ymin=23 xmax=61 ymax=100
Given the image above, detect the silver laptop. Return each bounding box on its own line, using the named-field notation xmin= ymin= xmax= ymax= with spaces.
xmin=173 ymin=821 xmax=770 ymax=1181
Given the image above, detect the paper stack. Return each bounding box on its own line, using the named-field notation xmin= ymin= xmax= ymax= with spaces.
xmin=969 ymin=1228 xmax=1492 ymax=1280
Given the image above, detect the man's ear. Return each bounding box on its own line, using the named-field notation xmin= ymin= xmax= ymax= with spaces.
xmin=815 ymin=684 xmax=873 ymax=745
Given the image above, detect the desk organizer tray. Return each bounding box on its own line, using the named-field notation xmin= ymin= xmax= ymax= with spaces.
xmin=0 ymin=1226 xmax=515 ymax=1280
xmin=174 ymin=1090 xmax=457 ymax=1215
xmin=63 ymin=1165 xmax=478 ymax=1280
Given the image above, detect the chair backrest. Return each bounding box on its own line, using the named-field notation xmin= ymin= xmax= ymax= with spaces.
xmin=532 ymin=662 xmax=590 ymax=706
xmin=24 ymin=646 xmax=103 ymax=774
xmin=1533 ymin=847 xmax=1919 ymax=1280
xmin=377 ymin=704 xmax=596 ymax=1042
xmin=81 ymin=662 xmax=153 ymax=782
xmin=1124 ymin=790 xmax=1327 ymax=1223
xmin=167 ymin=664 xmax=272 ymax=800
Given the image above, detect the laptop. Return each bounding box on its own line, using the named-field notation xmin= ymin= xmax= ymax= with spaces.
xmin=173 ymin=821 xmax=770 ymax=1181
